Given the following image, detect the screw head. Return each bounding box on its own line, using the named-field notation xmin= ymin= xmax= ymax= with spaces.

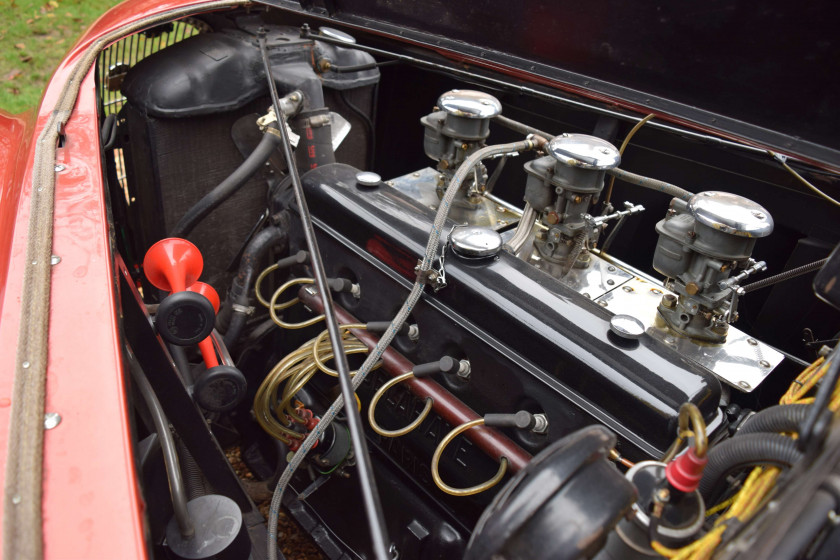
xmin=44 ymin=412 xmax=62 ymax=430
xmin=622 ymin=286 xmax=634 ymax=293
xmin=738 ymin=380 xmax=751 ymax=389
xmin=50 ymin=255 xmax=61 ymax=265
xmin=747 ymin=338 xmax=758 ymax=346
xmin=759 ymin=360 xmax=771 ymax=368
xmin=54 ymin=164 xmax=65 ymax=172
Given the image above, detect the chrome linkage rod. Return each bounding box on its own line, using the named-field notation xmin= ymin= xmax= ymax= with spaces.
xmin=257 ymin=30 xmax=392 ymax=560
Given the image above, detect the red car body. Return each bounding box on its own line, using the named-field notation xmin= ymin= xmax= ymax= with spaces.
xmin=0 ymin=3 xmax=240 ymax=558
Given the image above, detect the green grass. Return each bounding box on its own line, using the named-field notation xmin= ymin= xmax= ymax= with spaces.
xmin=0 ymin=0 xmax=123 ymax=114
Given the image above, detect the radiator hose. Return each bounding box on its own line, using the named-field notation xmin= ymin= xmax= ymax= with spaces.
xmin=171 ymin=125 xmax=283 ymax=238
xmin=698 ymin=433 xmax=803 ymax=501
xmin=221 ymin=225 xmax=289 ymax=348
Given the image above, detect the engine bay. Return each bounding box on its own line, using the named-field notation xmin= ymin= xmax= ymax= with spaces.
xmin=98 ymin=6 xmax=840 ymax=560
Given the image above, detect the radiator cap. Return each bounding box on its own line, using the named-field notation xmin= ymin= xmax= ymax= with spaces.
xmin=451 ymin=226 xmax=503 ymax=259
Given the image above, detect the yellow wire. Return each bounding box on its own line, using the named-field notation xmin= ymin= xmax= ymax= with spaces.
xmin=659 ymin=356 xmax=833 ymax=558
xmin=603 ymin=113 xmax=656 ymax=206
xmin=769 ymin=150 xmax=840 ymax=209
xmin=254 ymin=326 xmax=378 ymax=444
xmin=268 ymin=278 xmax=325 ymax=329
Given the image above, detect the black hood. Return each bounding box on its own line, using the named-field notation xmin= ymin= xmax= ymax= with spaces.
xmin=268 ymin=0 xmax=840 ymax=170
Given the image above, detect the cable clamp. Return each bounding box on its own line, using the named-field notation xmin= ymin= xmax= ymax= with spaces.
xmin=231 ymin=303 xmax=255 ymax=316
xmin=769 ymin=150 xmax=788 ymax=164
xmin=257 ymin=106 xmax=301 ymax=147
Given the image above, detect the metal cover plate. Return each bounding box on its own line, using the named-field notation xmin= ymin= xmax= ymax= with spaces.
xmin=532 ymin=252 xmax=633 ymax=301
xmin=385 ymin=167 xmax=522 ymax=229
xmin=595 ymin=275 xmax=783 ymax=392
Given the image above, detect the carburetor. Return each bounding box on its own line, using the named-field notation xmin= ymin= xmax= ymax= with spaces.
xmin=421 ymin=89 xmax=502 ymax=225
xmin=522 ymin=134 xmax=623 ymax=274
xmin=653 ymin=191 xmax=773 ymax=342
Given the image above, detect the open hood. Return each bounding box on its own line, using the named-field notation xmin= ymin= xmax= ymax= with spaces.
xmin=269 ymin=0 xmax=840 ymax=170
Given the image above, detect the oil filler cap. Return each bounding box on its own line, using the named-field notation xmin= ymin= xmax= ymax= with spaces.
xmin=609 ymin=314 xmax=645 ymax=340
xmin=450 ymin=226 xmax=502 ymax=259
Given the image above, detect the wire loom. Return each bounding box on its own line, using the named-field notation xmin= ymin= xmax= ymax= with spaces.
xmin=653 ymin=355 xmax=836 ymax=560
xmin=253 ymin=270 xmax=513 ymax=497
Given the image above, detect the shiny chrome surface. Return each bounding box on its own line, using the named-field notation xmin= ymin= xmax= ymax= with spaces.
xmin=688 ymin=191 xmax=774 ymax=237
xmin=595 ymin=274 xmax=784 ymax=391
xmin=450 ymin=226 xmax=503 ymax=258
xmin=533 ymin=252 xmax=633 ymax=300
xmin=438 ymin=90 xmax=502 ymax=119
xmin=356 ymin=171 xmax=382 ymax=187
xmin=547 ymin=133 xmax=621 ymax=170
xmin=318 ymin=26 xmax=356 ymax=43
xmin=610 ymin=315 xmax=645 ymax=339
xmin=385 ymin=167 xmax=521 ymax=228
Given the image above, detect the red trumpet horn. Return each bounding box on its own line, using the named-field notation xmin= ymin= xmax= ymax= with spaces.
xmin=143 ymin=238 xmax=216 ymax=346
xmin=187 ymin=282 xmax=221 ymax=369
xmin=143 ymin=238 xmax=203 ymax=293
xmin=187 ymin=282 xmax=247 ymax=412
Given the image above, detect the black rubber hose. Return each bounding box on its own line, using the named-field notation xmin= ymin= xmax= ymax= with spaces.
xmin=699 ymin=433 xmax=803 ymax=501
xmin=739 ymin=404 xmax=811 ymax=435
xmin=799 ymin=348 xmax=840 ymax=450
xmin=126 ymin=348 xmax=194 ymax=537
xmin=222 ymin=225 xmax=288 ymax=348
xmin=170 ymin=127 xmax=283 ymax=238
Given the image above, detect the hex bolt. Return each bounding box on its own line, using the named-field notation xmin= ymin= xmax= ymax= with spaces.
xmin=532 ymin=413 xmax=549 ymax=434
xmin=456 ymin=360 xmax=471 ymax=381
xmin=662 ymin=294 xmax=677 ymax=309
xmin=407 ymin=324 xmax=420 ymax=342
